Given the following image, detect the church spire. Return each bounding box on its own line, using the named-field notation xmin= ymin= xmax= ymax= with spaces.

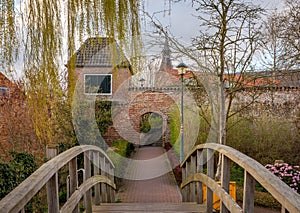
xmin=159 ymin=36 xmax=173 ymax=71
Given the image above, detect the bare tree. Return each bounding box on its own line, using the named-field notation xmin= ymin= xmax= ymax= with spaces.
xmin=261 ymin=0 xmax=300 ymax=71
xmin=191 ymin=0 xmax=265 ymax=179
xmin=147 ymin=0 xmax=265 ymax=179
xmin=260 ymin=12 xmax=284 ymax=73
xmin=276 ymin=0 xmax=300 ymax=69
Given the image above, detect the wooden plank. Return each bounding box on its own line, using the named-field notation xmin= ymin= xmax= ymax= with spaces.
xmin=181 ymin=165 xmax=187 ymax=202
xmin=221 ymin=154 xmax=230 ymax=213
xmin=93 ymin=152 xmax=101 ymax=205
xmin=109 ymin=164 xmax=115 ymax=202
xmin=69 ymin=157 xmax=79 ymax=213
xmin=186 ymin=160 xmax=191 ymax=202
xmin=93 ymin=203 xmax=206 ymax=212
xmin=197 ymin=149 xmax=203 ymax=204
xmin=190 ymin=155 xmax=196 ymax=202
xmin=84 ymin=151 xmax=92 ymax=213
xmin=100 ymin=155 xmax=108 ymax=203
xmin=206 ymin=149 xmax=214 ymax=213
xmin=60 ymin=175 xmax=116 ymax=212
xmin=181 ymin=173 xmax=243 ymax=213
xmin=243 ymin=171 xmax=255 ymax=213
xmin=46 ymin=145 xmax=59 ymax=213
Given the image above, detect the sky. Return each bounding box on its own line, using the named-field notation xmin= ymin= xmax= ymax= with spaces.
xmin=9 ymin=0 xmax=286 ymax=78
xmin=139 ymin=0 xmax=286 ymax=70
xmin=143 ymin=0 xmax=285 ymax=42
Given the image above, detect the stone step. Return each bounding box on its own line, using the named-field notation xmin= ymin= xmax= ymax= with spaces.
xmin=92 ymin=202 xmax=206 ymax=212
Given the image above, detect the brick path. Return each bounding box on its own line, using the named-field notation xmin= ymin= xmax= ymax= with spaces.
xmin=116 ymin=146 xmax=182 ymax=203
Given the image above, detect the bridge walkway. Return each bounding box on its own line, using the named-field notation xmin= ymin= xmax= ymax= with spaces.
xmin=116 ymin=146 xmax=181 ymax=203
xmin=93 ymin=146 xmax=206 ymax=212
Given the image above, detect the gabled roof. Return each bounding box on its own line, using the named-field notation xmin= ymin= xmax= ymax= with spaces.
xmin=71 ymin=37 xmax=130 ymax=68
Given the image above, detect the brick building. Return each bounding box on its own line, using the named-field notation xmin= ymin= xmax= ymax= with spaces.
xmin=69 ymin=37 xmax=189 ymax=147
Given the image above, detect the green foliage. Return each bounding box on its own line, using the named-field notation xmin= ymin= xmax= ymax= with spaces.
xmin=0 ymin=152 xmax=37 ymax=199
xmin=111 ymin=139 xmax=135 ymax=157
xmin=169 ymin=105 xmax=180 ymax=155
xmin=230 ymin=165 xmax=244 ymax=187
xmin=195 ymin=108 xmax=299 ymax=166
xmin=107 ymin=139 xmax=135 ymax=188
xmin=227 ymin=114 xmax=300 ymax=166
xmin=140 ymin=112 xmax=163 ymax=133
xmin=95 ymin=100 xmax=113 ymax=136
xmin=140 ymin=113 xmax=151 ymax=133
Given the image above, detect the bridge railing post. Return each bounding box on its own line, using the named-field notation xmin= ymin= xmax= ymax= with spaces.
xmin=106 ymin=159 xmax=112 ymax=203
xmin=84 ymin=151 xmax=92 ymax=213
xmin=93 ymin=152 xmax=101 ymax=205
xmin=100 ymin=155 xmax=108 ymax=203
xmin=207 ymin=148 xmax=214 ymax=213
xmin=220 ymin=155 xmax=230 ymax=213
xmin=197 ymin=150 xmax=203 ymax=204
xmin=243 ymin=171 xmax=255 ymax=212
xmin=108 ymin=163 xmax=115 ymax=202
xmin=69 ymin=156 xmax=79 ymax=213
xmin=181 ymin=163 xmax=187 ymax=202
xmin=186 ymin=160 xmax=191 ymax=202
xmin=46 ymin=145 xmax=59 ymax=213
xmin=190 ymin=155 xmax=196 ymax=202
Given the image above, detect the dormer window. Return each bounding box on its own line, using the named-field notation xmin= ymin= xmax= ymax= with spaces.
xmin=0 ymin=87 xmax=9 ymax=98
xmin=84 ymin=74 xmax=112 ymax=95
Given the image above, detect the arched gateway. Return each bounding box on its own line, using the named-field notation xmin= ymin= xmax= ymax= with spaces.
xmin=108 ymin=87 xmax=180 ymax=146
xmin=68 ymin=37 xmax=190 ymax=147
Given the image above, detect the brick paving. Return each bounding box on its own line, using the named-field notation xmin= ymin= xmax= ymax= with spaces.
xmin=116 ymin=146 xmax=182 ymax=203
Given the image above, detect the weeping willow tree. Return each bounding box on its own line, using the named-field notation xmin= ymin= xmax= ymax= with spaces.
xmin=0 ymin=0 xmax=141 ymax=149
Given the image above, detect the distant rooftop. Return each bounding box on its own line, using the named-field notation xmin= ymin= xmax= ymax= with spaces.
xmin=73 ymin=37 xmax=130 ymax=68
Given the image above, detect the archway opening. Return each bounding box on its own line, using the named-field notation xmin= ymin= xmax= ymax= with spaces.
xmin=139 ymin=112 xmax=163 ymax=146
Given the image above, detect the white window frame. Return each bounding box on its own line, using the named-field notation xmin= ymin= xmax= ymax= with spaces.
xmin=84 ymin=74 xmax=112 ymax=95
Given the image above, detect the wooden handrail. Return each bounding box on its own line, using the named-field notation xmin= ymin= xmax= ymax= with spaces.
xmin=181 ymin=173 xmax=243 ymax=213
xmin=60 ymin=175 xmax=116 ymax=212
xmin=0 ymin=145 xmax=115 ymax=213
xmin=180 ymin=143 xmax=300 ymax=213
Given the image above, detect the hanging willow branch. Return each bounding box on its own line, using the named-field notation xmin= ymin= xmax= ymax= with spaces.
xmin=0 ymin=0 xmax=141 ymax=148
xmin=0 ymin=0 xmax=18 ymax=71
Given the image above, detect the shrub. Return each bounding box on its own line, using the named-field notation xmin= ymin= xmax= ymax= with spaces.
xmin=107 ymin=140 xmax=135 ymax=188
xmin=265 ymin=163 xmax=300 ymax=193
xmin=0 ymin=152 xmax=37 ymax=199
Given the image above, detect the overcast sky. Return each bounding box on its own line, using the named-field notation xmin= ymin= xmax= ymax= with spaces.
xmin=138 ymin=0 xmax=286 ymax=69
xmin=143 ymin=0 xmax=285 ymax=43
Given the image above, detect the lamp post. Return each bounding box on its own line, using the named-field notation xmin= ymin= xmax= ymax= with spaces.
xmin=176 ymin=62 xmax=188 ymax=163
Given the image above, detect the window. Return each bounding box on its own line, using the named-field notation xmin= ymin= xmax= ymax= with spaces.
xmin=0 ymin=87 xmax=9 ymax=98
xmin=84 ymin=74 xmax=112 ymax=95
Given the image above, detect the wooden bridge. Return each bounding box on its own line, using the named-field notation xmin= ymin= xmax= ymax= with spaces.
xmin=0 ymin=143 xmax=300 ymax=213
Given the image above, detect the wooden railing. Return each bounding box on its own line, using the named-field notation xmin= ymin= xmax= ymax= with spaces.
xmin=180 ymin=143 xmax=300 ymax=213
xmin=0 ymin=145 xmax=116 ymax=213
